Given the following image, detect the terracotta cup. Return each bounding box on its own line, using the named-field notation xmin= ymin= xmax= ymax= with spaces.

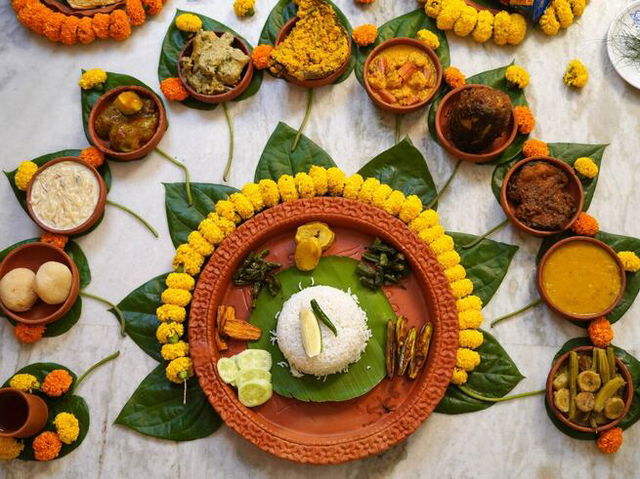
xmin=363 ymin=37 xmax=443 ymax=114
xmin=546 ymin=345 xmax=634 ymax=433
xmin=0 ymin=388 xmax=49 ymax=439
xmin=274 ymin=17 xmax=352 ymax=88
xmin=434 ymin=84 xmax=517 ymax=163
xmin=41 ymin=0 xmax=123 ymax=16
xmin=0 ymin=242 xmax=80 ymax=325
xmin=537 ymin=236 xmax=626 ymax=321
xmin=26 ymin=157 xmax=107 ymax=236
xmin=88 ymin=85 xmax=168 ymax=161
xmin=500 ymin=156 xmax=585 ymax=237
xmin=178 ymin=32 xmax=255 ymax=104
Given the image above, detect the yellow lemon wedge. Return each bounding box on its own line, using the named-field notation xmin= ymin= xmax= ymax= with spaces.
xmin=299 ymin=307 xmax=322 ymax=357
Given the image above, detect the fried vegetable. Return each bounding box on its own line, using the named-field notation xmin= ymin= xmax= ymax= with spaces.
xmin=569 ymin=351 xmax=578 ymax=419
xmin=310 ymin=299 xmax=337 ymax=336
xmin=215 ymin=305 xmax=229 ymax=351
xmin=114 ymin=91 xmax=144 ymax=115
xmin=295 ymin=222 xmax=335 ymax=251
xmin=395 ymin=316 xmax=408 ymax=371
xmin=604 ymin=397 xmax=626 ymax=420
xmin=575 ymin=392 xmax=596 ymax=413
xmin=294 ymin=237 xmax=322 ymax=271
xmin=398 ymin=327 xmax=416 ymax=376
xmin=607 ymin=347 xmax=617 ymax=376
xmin=357 ymin=238 xmax=409 ymax=290
xmin=409 ymin=322 xmax=433 ymax=380
xmin=594 ymin=377 xmax=626 ymax=413
xmin=596 ymin=348 xmax=611 ymax=384
xmin=385 ymin=319 xmax=396 ymax=379
xmin=554 ymin=388 xmax=570 ymax=413
xmin=578 ymin=354 xmax=592 ymax=371
xmin=552 ymin=370 xmax=569 ymax=390
xmin=219 ymin=305 xmax=262 ymax=341
xmin=233 ymin=250 xmax=281 ymax=308
xmin=577 ymin=370 xmax=602 ymax=392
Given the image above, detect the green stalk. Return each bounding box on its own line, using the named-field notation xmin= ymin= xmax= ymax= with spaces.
xmin=426 ymin=160 xmax=462 ymax=209
xmin=222 ymin=102 xmax=234 ymax=182
xmin=80 ymin=291 xmax=126 ymax=337
xmin=458 ymin=384 xmax=545 ymax=403
xmin=461 ymin=219 xmax=509 ymax=249
xmin=490 ymin=298 xmax=542 ymax=328
xmin=106 ymin=200 xmax=158 ymax=238
xmin=292 ymin=88 xmax=313 ymax=152
xmin=155 ymin=148 xmax=192 ymax=206
xmin=394 ymin=115 xmax=402 ymax=144
xmin=73 ymin=351 xmax=120 ymax=393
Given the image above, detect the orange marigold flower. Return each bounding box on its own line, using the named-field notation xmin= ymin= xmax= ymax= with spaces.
xmin=588 ymin=317 xmax=614 ymax=348
xmin=79 ymin=146 xmax=105 ymax=167
xmin=33 ymin=431 xmax=62 ymax=461
xmin=42 ymin=369 xmax=73 ymax=397
xmin=40 ymin=233 xmax=68 ymax=249
xmin=126 ymin=0 xmax=146 ymax=26
xmin=77 ymin=16 xmax=96 ymax=44
xmin=14 ymin=324 xmax=46 ymax=344
xmin=513 ymin=105 xmax=535 ymax=134
xmin=571 ymin=212 xmax=599 ymax=236
xmin=597 ymin=428 xmax=623 ymax=454
xmin=42 ymin=11 xmax=65 ymax=42
xmin=444 ymin=66 xmax=466 ymax=89
xmin=142 ymin=0 xmax=163 ymax=15
xmin=352 ymin=24 xmax=378 ymax=46
xmin=160 ymin=77 xmax=189 ymax=101
xmin=522 ymin=138 xmax=549 ymax=157
xmin=109 ymin=10 xmax=131 ymax=41
xmin=60 ymin=15 xmax=80 ymax=46
xmin=252 ymin=44 xmax=273 ymax=70
xmin=92 ymin=13 xmax=111 ymax=40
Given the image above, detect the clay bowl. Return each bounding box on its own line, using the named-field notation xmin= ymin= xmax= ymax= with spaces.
xmin=274 ymin=17 xmax=352 ymax=88
xmin=435 ymin=84 xmax=518 ymax=163
xmin=546 ymin=345 xmax=634 ymax=434
xmin=189 ymin=197 xmax=459 ymax=464
xmin=26 ymin=157 xmax=107 ymax=236
xmin=500 ymin=156 xmax=585 ymax=237
xmin=537 ymin=236 xmax=626 ymax=322
xmin=177 ymin=33 xmax=255 ymax=104
xmin=41 ymin=0 xmax=124 ymax=16
xmin=363 ymin=37 xmax=443 ymax=114
xmin=88 ymin=85 xmax=167 ymax=161
xmin=0 ymin=388 xmax=48 ymax=439
xmin=0 ymin=242 xmax=80 ymax=326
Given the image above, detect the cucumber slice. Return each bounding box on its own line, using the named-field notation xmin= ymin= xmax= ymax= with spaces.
xmin=238 ymin=379 xmax=273 ymax=407
xmin=236 ymin=369 xmax=272 ymax=389
xmin=235 ymin=349 xmax=272 ymax=371
xmin=216 ymin=357 xmax=239 ymax=385
xmin=300 ymin=307 xmax=322 ymax=357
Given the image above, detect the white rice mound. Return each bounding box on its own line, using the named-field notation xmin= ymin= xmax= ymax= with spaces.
xmin=276 ymin=285 xmax=371 ymax=377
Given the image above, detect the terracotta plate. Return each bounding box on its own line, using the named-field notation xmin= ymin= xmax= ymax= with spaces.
xmin=189 ymin=197 xmax=459 ymax=464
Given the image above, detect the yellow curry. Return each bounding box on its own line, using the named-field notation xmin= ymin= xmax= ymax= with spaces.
xmin=541 ymin=240 xmax=622 ymax=316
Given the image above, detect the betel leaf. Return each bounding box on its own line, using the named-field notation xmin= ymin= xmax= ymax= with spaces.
xmin=259 ymin=0 xmax=355 ymax=84
xmin=435 ymin=329 xmax=524 ymax=414
xmin=254 ymin=122 xmax=336 ymax=182
xmin=449 ymin=232 xmax=518 ymax=306
xmin=248 ymin=256 xmax=394 ymax=402
xmin=357 ymin=137 xmax=438 ymax=208
xmin=158 ymin=9 xmax=263 ymax=111
xmin=164 ymin=182 xmax=238 ymax=248
xmin=66 ymin=241 xmax=91 ymax=289
xmin=115 ymin=364 xmax=222 ymax=441
xmin=354 ymin=9 xmax=450 ymax=86
xmin=43 ymin=297 xmax=82 ymax=338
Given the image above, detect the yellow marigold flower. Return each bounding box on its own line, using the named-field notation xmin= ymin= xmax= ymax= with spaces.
xmin=233 ymin=0 xmax=255 ymax=17
xmin=156 ymin=304 xmax=186 ymax=323
xmin=257 ymin=179 xmax=280 ymax=207
xmin=326 ymin=167 xmax=346 ymax=196
xmin=229 ymin=192 xmax=255 ymax=220
xmin=553 ymin=0 xmax=573 ymax=28
xmin=78 ymin=68 xmax=107 ymax=90
xmin=53 ymin=412 xmax=79 ymax=445
xmin=294 ymin=172 xmax=316 ymax=198
xmin=372 ymin=183 xmax=393 ymax=209
xmin=437 ymin=250 xmax=461 ymax=269
xmin=514 ymin=106 xmax=536 ymax=135
xmin=241 ymin=183 xmax=265 ymax=211
xmin=216 ymin=199 xmax=241 ymax=224
xmin=208 ymin=213 xmax=236 ymax=236
xmin=175 ymin=13 xmax=202 ymax=32
xmin=564 ymin=59 xmax=588 ymax=88
xmin=416 ymin=29 xmax=440 ymax=50
xmin=453 ymin=5 xmax=477 ymax=37
xmin=444 ymin=66 xmax=466 ymax=89
xmin=459 ymin=329 xmax=484 ymax=349
xmin=451 ymin=278 xmax=474 ymax=299
xmin=431 ymin=234 xmax=454 ymax=255
xmin=278 ymin=174 xmax=299 ymax=202
xmin=358 ymin=177 xmax=381 ymax=204
xmin=456 ymin=347 xmax=481 ymax=371
xmin=383 ymin=190 xmax=405 ymax=216
xmin=14 ymin=161 xmax=38 ymax=190
xmin=451 ymin=367 xmax=468 ymax=385
xmin=161 ymin=340 xmax=190 ymax=361
xmin=409 ymin=209 xmax=440 ymax=232
xmin=573 ymin=157 xmax=598 ymax=178
xmin=472 ymin=10 xmax=494 ymax=43
xmin=9 ymin=374 xmax=40 ymax=392
xmin=0 ymin=437 xmax=24 ymax=460
xmin=459 ymin=310 xmax=483 ymax=329
xmin=618 ymin=251 xmax=640 ymax=273
xmin=399 ymin=195 xmax=423 ymax=223
xmin=571 ymin=212 xmax=599 ymax=236
xmin=445 ymin=264 xmax=466 ymax=282
xmin=353 ymin=24 xmax=378 ymax=47
xmin=493 ymin=10 xmax=511 ymax=46
xmin=166 ymin=272 xmax=195 ymax=291
xmin=308 ymin=165 xmax=328 ymax=195
xmin=456 ymin=295 xmax=483 ymax=312
xmin=198 ymin=219 xmax=224 ymax=246
xmin=166 ymin=357 xmax=194 ymax=383
xmin=156 ymin=322 xmax=184 ymax=344
xmin=161 ymin=288 xmax=192 ymax=307
xmin=172 ymin=244 xmax=204 ymax=275
xmin=539 ymin=6 xmax=560 ymax=36
xmin=507 ymin=13 xmax=527 ymax=45
xmin=505 ymin=65 xmax=529 ymax=89
xmin=569 ymin=0 xmax=586 ymax=16
xmin=343 ymin=174 xmax=364 ymax=199
xmin=522 ymin=139 xmax=550 ymax=158
xmin=419 ymin=225 xmax=445 ymax=244
xmin=425 ymin=0 xmax=444 ymax=18
xmin=187 ymin=231 xmax=214 ymax=256
xmin=437 ymin=0 xmax=465 ymax=30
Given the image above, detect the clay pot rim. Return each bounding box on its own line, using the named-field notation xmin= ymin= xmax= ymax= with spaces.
xmin=434 ymin=84 xmax=518 ymax=163
xmin=0 ymin=388 xmax=35 ymax=438
xmin=274 ymin=17 xmax=353 ymax=88
xmin=546 ymin=345 xmax=634 ymax=433
xmin=0 ymin=242 xmax=80 ymax=326
xmin=25 ymin=157 xmax=107 ymax=236
xmin=362 ymin=37 xmax=443 ymax=114
xmin=40 ymin=0 xmax=124 ymax=17
xmin=88 ymin=85 xmax=167 ymax=161
xmin=537 ymin=236 xmax=626 ymax=321
xmin=500 ymin=156 xmax=585 ymax=238
xmin=177 ymin=32 xmax=255 ymax=104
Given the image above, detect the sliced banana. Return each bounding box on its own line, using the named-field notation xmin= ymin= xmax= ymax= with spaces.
xmin=295 ymin=222 xmax=335 ymax=251
xmin=553 ymin=370 xmax=568 ymax=390
xmin=294 ymin=238 xmax=322 ymax=272
xmin=604 ymin=397 xmax=626 ymax=420
xmin=575 ymin=392 xmax=595 ymax=413
xmin=577 ymin=370 xmax=601 ymax=392
xmin=554 ymin=388 xmax=570 ymax=413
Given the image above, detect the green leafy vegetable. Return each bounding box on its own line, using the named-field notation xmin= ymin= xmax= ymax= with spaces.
xmin=66 ymin=241 xmax=91 ymax=289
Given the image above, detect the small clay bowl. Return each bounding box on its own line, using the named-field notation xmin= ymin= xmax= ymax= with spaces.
xmin=546 ymin=345 xmax=634 ymax=434
xmin=363 ymin=37 xmax=443 ymax=114
xmin=537 ymin=236 xmax=626 ymax=321
xmin=0 ymin=388 xmax=48 ymax=439
xmin=274 ymin=17 xmax=352 ymax=88
xmin=435 ymin=84 xmax=518 ymax=163
xmin=500 ymin=156 xmax=585 ymax=237
xmin=0 ymin=242 xmax=80 ymax=326
xmin=26 ymin=157 xmax=107 ymax=236
xmin=177 ymin=32 xmax=255 ymax=104
xmin=88 ymin=85 xmax=168 ymax=161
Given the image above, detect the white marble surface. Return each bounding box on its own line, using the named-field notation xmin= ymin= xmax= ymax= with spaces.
xmin=1 ymin=1 xmax=640 ymax=478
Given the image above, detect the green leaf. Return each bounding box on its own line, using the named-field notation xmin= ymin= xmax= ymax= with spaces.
xmin=164 ymin=182 xmax=238 ymax=248
xmin=158 ymin=9 xmax=263 ymax=111
xmin=248 ymin=256 xmax=394 ymax=402
xmin=66 ymin=241 xmax=91 ymax=289
xmin=354 ymin=9 xmax=450 ymax=86
xmin=357 ymin=138 xmax=438 ymax=208
xmin=450 ymin=232 xmax=518 ymax=306
xmin=436 ymin=330 xmax=524 ymax=414
xmin=43 ymin=297 xmax=82 ymax=338
xmin=254 ymin=122 xmax=336 ymax=181
xmin=115 ymin=364 xmax=222 ymax=441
